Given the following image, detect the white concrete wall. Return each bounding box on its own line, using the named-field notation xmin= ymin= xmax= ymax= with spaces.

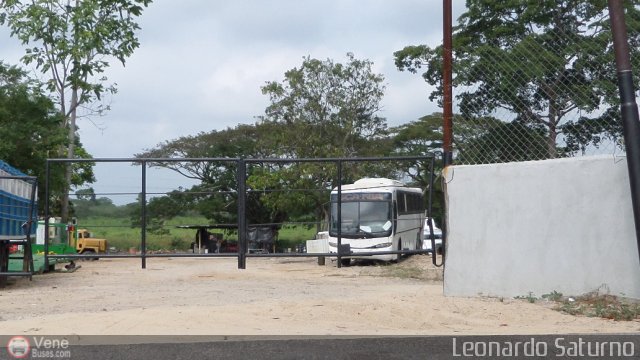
xmin=443 ymin=155 xmax=640 ymax=299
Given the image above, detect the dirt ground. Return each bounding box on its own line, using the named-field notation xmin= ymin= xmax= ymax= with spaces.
xmin=0 ymin=255 xmax=638 ymax=336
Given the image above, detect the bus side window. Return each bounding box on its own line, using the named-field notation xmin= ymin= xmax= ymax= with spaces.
xmin=397 ymin=192 xmax=406 ymax=214
xmin=393 ymin=201 xmax=398 ymax=230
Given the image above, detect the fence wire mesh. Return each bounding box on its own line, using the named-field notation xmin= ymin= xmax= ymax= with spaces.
xmin=452 ymin=5 xmax=638 ymax=165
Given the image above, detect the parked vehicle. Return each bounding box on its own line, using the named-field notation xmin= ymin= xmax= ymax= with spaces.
xmin=328 ymin=178 xmax=425 ymax=264
xmin=75 ymin=229 xmax=108 ymax=255
xmin=422 ymin=218 xmax=443 ymax=254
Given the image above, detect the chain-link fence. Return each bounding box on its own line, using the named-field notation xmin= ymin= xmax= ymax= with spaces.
xmin=452 ymin=4 xmax=638 ymax=165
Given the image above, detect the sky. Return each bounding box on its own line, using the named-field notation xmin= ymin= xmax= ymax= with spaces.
xmin=2 ymin=0 xmax=467 ymax=204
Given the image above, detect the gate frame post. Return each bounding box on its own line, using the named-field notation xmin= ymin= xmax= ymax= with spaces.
xmin=237 ymin=159 xmax=247 ymax=269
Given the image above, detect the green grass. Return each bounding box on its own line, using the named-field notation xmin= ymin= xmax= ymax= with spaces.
xmin=379 ymin=264 xmax=426 ymax=280
xmin=517 ymin=290 xmax=640 ymax=321
xmin=515 ymin=292 xmax=538 ymax=303
xmin=75 ymin=215 xmax=213 ymax=251
xmin=74 ymin=215 xmax=317 ymax=252
xmin=277 ymin=225 xmax=317 ymax=250
xmin=556 ymin=292 xmax=640 ymax=321
xmin=541 ymin=290 xmax=563 ymax=302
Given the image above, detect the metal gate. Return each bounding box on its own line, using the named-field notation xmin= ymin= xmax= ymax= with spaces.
xmin=44 ymin=155 xmax=443 ymax=270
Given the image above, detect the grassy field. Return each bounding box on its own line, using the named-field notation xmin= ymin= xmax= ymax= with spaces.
xmin=75 ymin=215 xmax=317 ymax=252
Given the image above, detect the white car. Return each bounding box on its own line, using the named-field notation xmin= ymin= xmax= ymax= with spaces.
xmin=422 ymin=218 xmax=443 ymax=254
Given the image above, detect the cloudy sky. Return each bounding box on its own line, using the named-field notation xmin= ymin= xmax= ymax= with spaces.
xmin=2 ymin=0 xmax=466 ymax=203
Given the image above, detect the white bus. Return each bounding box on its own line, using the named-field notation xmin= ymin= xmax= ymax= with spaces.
xmin=328 ymin=178 xmax=425 ymax=264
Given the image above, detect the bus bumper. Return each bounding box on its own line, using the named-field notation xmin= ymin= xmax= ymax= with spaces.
xmin=328 ymin=244 xmax=395 ymax=262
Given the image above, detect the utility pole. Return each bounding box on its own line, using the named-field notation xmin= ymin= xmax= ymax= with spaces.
xmin=442 ymin=0 xmax=453 ymax=166
xmin=608 ymin=0 xmax=640 ymax=261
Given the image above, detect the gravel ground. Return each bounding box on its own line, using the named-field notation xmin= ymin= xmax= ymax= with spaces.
xmin=0 ymin=255 xmax=638 ymax=336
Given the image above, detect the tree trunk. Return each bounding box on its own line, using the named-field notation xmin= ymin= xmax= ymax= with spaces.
xmin=547 ymin=100 xmax=559 ymax=159
xmin=547 ymin=124 xmax=557 ymax=159
xmin=316 ymin=209 xmax=322 ymax=234
xmin=60 ymin=88 xmax=78 ymax=223
xmin=316 ymin=204 xmax=329 ymax=233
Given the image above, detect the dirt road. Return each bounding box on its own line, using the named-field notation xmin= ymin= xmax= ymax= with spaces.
xmin=0 ymin=255 xmax=637 ymax=336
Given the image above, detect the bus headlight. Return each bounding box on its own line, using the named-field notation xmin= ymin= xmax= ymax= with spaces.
xmin=328 ymin=242 xmax=337 ymax=247
xmin=372 ymin=242 xmax=392 ymax=248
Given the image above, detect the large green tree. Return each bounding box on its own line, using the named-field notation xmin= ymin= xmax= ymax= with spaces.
xmin=1 ymin=0 xmax=152 ymax=221
xmin=139 ymin=54 xmax=395 ymax=231
xmin=137 ymin=123 xmax=277 ymax=182
xmin=261 ymin=53 xmax=389 ymax=159
xmin=390 ymin=112 xmax=520 ymax=222
xmin=129 ymin=192 xmax=185 ymax=236
xmin=394 ymin=0 xmax=640 ymax=161
xmin=136 ymin=123 xmax=287 ymax=226
xmin=0 ymin=61 xmax=94 ymax=213
xmin=391 ymin=113 xmax=444 ymax=185
xmin=258 ymin=53 xmax=395 ymax=230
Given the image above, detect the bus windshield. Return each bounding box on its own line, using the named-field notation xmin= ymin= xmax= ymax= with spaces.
xmin=330 ymin=198 xmax=392 ymax=238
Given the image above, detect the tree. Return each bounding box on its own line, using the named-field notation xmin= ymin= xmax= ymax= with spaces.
xmin=390 ymin=114 xmax=445 ymax=223
xmin=129 ymin=193 xmax=184 ymax=236
xmin=391 ymin=113 xmax=444 ymax=184
xmin=0 ymin=61 xmax=94 ymax=213
xmin=457 ymin=122 xmax=550 ymax=163
xmin=136 ymin=123 xmax=287 ymax=226
xmin=390 ymin=112 xmax=506 ymax=222
xmin=75 ymin=187 xmax=96 ymax=201
xmin=1 ymin=0 xmax=152 ymax=221
xmin=258 ymin=53 xmax=393 ymax=229
xmin=139 ymin=54 xmax=394 ymax=230
xmin=390 ymin=112 xmax=508 ymax=178
xmin=137 ymin=123 xmax=275 ymax=182
xmin=394 ymin=0 xmax=640 ymax=161
xmin=72 ymin=195 xmax=119 ymax=217
xmin=261 ymin=53 xmax=389 ymax=158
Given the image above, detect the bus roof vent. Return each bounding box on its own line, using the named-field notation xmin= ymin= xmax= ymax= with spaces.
xmin=352 ymin=178 xmax=405 ymax=187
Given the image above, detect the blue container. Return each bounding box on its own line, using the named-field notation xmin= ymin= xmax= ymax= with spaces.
xmin=0 ymin=160 xmax=37 ymax=239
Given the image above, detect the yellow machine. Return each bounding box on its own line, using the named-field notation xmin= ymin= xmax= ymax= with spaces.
xmin=74 ymin=229 xmax=107 ymax=254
